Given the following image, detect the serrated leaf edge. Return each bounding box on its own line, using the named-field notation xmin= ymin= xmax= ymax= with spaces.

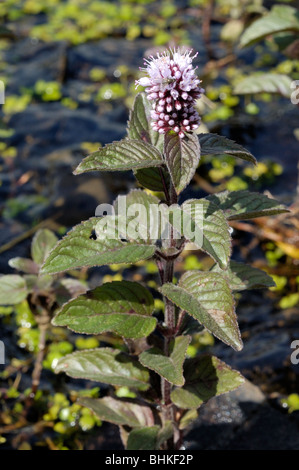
xmin=160 ymin=277 xmax=243 ymax=352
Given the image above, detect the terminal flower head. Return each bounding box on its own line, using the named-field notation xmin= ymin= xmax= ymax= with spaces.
xmin=136 ymin=48 xmax=204 ymax=138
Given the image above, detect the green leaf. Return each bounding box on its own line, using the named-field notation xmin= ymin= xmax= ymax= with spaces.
xmin=139 ymin=336 xmax=190 ymax=386
xmin=179 ymin=409 xmax=199 ymax=430
xmin=0 ymin=275 xmax=28 ymax=305
xmin=52 ymin=280 xmax=157 ymax=339
xmin=207 ymin=190 xmax=289 ymax=220
xmin=198 ymin=133 xmax=256 ymax=165
xmin=8 ymin=257 xmax=39 ymax=274
xmin=57 ymin=278 xmax=87 ymax=299
xmin=134 ymin=167 xmax=170 ymax=192
xmin=128 ymin=93 xmax=167 ymax=192
xmin=114 ymin=189 xmax=161 ymax=243
xmin=74 ymin=139 xmax=163 ymax=175
xmin=161 ymin=272 xmax=242 ymax=351
xmin=210 ymin=260 xmax=275 ymax=291
xmin=54 ymin=348 xmax=150 ymax=390
xmin=171 ymin=355 xmax=245 ymax=409
xmin=240 ymin=5 xmax=299 ymax=48
xmin=31 ymin=229 xmax=58 ymax=265
xmin=127 ymin=92 xmax=164 ymax=151
xmin=41 ymin=217 xmax=156 ymax=274
xmin=168 ymin=199 xmax=231 ymax=269
xmin=234 ymin=73 xmax=293 ymax=98
xmin=127 ymin=422 xmax=173 ymax=450
xmin=78 ymin=396 xmax=154 ymax=427
xmin=24 ymin=274 xmax=53 ymax=292
xmin=164 ymin=131 xmax=201 ymax=194
xmin=127 ymin=426 xmax=160 ymax=450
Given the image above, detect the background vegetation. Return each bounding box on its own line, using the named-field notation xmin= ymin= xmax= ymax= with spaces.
xmin=0 ymin=0 xmax=298 ymax=450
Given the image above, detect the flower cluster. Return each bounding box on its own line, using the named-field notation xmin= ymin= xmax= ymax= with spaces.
xmin=136 ymin=48 xmax=204 ymax=138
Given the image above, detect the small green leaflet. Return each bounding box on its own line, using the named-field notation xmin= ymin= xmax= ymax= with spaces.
xmin=52 ymin=280 xmax=157 ymax=339
xmin=139 ymin=336 xmax=190 ymax=386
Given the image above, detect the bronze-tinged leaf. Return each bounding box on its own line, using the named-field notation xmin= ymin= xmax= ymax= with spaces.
xmin=171 ymin=355 xmax=245 ymax=409
xmin=161 ymin=271 xmax=242 ymax=351
xmin=198 ymin=133 xmax=256 ymax=165
xmin=127 ymin=422 xmax=173 ymax=450
xmin=167 ymin=199 xmax=231 ymax=269
xmin=207 ymin=190 xmax=289 ymax=220
xmin=139 ymin=336 xmax=190 ymax=386
xmin=52 ymin=280 xmax=156 ymax=339
xmin=210 ymin=260 xmax=275 ymax=291
xmin=78 ymin=396 xmax=155 ymax=428
xmin=127 ymin=92 xmax=164 ymax=152
xmin=164 ymin=131 xmax=201 ymax=194
xmin=74 ymin=139 xmax=163 ymax=175
xmin=54 ymin=348 xmax=150 ymax=390
xmin=41 ymin=218 xmax=156 ymax=274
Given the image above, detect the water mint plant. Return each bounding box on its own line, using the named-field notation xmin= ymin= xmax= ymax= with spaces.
xmin=38 ymin=48 xmax=289 ymax=450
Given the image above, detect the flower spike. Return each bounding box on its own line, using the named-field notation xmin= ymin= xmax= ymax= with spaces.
xmin=136 ymin=48 xmax=204 ymax=138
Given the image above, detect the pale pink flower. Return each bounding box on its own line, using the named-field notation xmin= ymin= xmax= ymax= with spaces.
xmin=136 ymin=48 xmax=204 ymax=138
